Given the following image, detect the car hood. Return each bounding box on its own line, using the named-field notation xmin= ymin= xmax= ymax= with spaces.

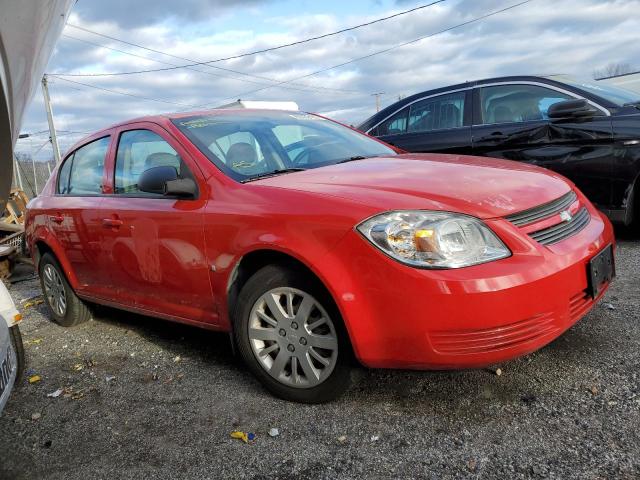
xmin=253 ymin=154 xmax=573 ymax=219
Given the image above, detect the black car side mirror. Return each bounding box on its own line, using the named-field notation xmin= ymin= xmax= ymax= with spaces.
xmin=548 ymin=99 xmax=599 ymax=120
xmin=138 ymin=166 xmax=178 ymax=195
xmin=165 ymin=178 xmax=197 ymax=198
xmin=138 ymin=166 xmax=197 ymax=198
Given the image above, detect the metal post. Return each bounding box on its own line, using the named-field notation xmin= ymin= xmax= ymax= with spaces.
xmin=13 ymin=155 xmax=23 ymax=191
xmin=12 ymin=155 xmax=17 ymax=188
xmin=42 ymin=75 xmax=61 ymax=164
xmin=32 ymin=154 xmax=38 ymax=195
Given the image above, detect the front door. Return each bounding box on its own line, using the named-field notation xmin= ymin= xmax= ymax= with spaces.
xmin=99 ymin=124 xmax=216 ymax=324
xmin=471 ymin=83 xmax=614 ymax=208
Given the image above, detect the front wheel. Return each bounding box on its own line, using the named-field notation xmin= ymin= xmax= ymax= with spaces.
xmin=233 ymin=265 xmax=351 ymax=403
xmin=9 ymin=325 xmax=24 ymax=386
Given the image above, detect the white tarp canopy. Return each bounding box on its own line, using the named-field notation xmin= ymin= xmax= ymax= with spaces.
xmin=0 ymin=0 xmax=73 ymax=207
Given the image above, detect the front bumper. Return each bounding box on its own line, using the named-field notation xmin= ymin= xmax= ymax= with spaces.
xmin=0 ymin=321 xmax=17 ymax=414
xmin=324 ymin=200 xmax=615 ymax=369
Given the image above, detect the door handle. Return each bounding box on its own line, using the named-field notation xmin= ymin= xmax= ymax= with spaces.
xmin=49 ymin=215 xmax=64 ymax=224
xmin=102 ymin=218 xmax=124 ymax=228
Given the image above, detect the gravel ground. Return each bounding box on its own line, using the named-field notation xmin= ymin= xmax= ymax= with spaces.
xmin=0 ymin=231 xmax=639 ymax=480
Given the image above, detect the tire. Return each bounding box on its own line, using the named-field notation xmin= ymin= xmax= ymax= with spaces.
xmin=9 ymin=325 xmax=24 ymax=386
xmin=233 ymin=264 xmax=351 ymax=403
xmin=39 ymin=253 xmax=91 ymax=327
xmin=631 ymin=183 xmax=640 ymax=234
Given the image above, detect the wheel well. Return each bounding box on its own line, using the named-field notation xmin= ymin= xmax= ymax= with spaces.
xmin=626 ymin=174 xmax=640 ymax=226
xmin=227 ymin=250 xmax=318 ymax=319
xmin=33 ymin=241 xmax=55 ymax=267
xmin=227 ymin=249 xmax=356 ymax=362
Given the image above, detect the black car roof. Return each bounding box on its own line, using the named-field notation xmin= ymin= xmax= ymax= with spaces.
xmin=357 ymin=75 xmax=616 ymax=132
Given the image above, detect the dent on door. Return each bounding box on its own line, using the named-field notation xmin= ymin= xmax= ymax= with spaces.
xmin=473 ymin=120 xmax=614 ymax=208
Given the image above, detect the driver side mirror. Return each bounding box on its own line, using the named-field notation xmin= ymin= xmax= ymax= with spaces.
xmin=138 ymin=166 xmax=197 ymax=198
xmin=548 ymin=99 xmax=599 ymax=120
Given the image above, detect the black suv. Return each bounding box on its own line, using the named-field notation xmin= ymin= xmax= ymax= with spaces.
xmin=358 ymin=75 xmax=640 ymax=226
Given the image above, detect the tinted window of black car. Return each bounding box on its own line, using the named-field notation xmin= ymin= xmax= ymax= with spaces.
xmin=374 ymin=108 xmax=409 ymax=136
xmin=407 ymin=91 xmax=466 ymax=133
xmin=478 ymin=85 xmax=573 ymax=124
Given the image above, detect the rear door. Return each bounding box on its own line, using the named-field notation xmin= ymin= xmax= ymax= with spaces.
xmin=48 ymin=135 xmax=112 ymax=298
xmin=471 ymin=83 xmax=614 ymax=208
xmin=99 ymin=123 xmax=216 ymax=324
xmin=370 ymin=90 xmax=473 ymax=154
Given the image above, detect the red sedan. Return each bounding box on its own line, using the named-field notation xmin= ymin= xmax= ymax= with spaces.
xmin=25 ymin=109 xmax=615 ymax=403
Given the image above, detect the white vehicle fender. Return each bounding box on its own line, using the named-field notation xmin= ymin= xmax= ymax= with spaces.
xmin=0 ymin=281 xmax=20 ymax=327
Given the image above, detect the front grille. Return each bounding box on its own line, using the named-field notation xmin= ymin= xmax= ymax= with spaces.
xmin=506 ymin=191 xmax=577 ymax=227
xmin=529 ymin=207 xmax=590 ymax=246
xmin=430 ymin=312 xmax=559 ymax=355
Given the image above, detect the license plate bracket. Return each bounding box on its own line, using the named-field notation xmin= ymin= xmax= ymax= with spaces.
xmin=587 ymin=245 xmax=614 ymax=299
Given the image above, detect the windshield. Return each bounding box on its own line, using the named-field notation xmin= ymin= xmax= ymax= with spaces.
xmin=172 ymin=111 xmax=396 ymax=182
xmin=549 ymin=75 xmax=640 ymax=106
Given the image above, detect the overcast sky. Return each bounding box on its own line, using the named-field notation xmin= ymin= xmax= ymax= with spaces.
xmin=18 ymin=0 xmax=640 ymax=159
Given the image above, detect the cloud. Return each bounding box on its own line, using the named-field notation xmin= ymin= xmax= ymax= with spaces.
xmin=19 ymin=0 xmax=640 ymax=160
xmin=72 ymin=0 xmax=274 ymax=28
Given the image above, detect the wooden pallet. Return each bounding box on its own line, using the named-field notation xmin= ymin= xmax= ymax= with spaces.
xmin=1 ymin=189 xmax=29 ymax=225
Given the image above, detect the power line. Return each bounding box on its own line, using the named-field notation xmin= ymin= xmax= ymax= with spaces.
xmin=196 ymin=0 xmax=534 ymax=107
xmin=45 ymin=0 xmax=531 ymax=116
xmin=48 ymin=76 xmax=203 ymax=108
xmin=56 ymin=1 xmax=446 ymax=77
xmin=61 ymin=34 xmax=359 ymax=95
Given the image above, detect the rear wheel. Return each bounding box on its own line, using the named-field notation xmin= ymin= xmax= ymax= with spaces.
xmin=39 ymin=253 xmax=91 ymax=327
xmin=9 ymin=325 xmax=24 ymax=386
xmin=631 ymin=182 xmax=640 ymax=234
xmin=233 ymin=265 xmax=351 ymax=403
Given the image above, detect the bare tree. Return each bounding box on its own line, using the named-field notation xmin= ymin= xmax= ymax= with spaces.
xmin=593 ymin=62 xmax=636 ymax=80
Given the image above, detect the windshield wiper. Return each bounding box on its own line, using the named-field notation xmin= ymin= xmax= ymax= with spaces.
xmin=623 ymin=101 xmax=640 ymax=109
xmin=242 ymin=168 xmax=306 ymax=183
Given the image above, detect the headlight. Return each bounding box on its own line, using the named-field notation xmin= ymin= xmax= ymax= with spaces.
xmin=356 ymin=211 xmax=510 ymax=269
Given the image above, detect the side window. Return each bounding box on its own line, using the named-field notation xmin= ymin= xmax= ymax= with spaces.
xmin=115 ymin=129 xmax=191 ymax=195
xmin=57 ymin=154 xmax=73 ymax=194
xmin=479 ymin=84 xmax=573 ymax=125
xmin=408 ymin=92 xmax=466 ymax=132
xmin=64 ymin=137 xmax=110 ymax=195
xmin=374 ymin=107 xmax=409 ymax=136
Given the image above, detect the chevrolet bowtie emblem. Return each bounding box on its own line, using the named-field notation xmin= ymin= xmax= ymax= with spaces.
xmin=560 ymin=210 xmax=573 ymax=222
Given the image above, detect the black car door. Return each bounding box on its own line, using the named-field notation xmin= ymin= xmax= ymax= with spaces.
xmin=370 ymin=90 xmax=473 ymax=155
xmin=471 ymin=83 xmax=614 ymax=209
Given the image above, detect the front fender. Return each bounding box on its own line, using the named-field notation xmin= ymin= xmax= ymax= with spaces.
xmin=0 ymin=281 xmax=20 ymax=328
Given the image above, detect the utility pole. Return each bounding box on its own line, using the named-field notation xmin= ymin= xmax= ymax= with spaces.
xmin=372 ymin=92 xmax=384 ymax=112
xmin=41 ymin=75 xmax=61 ymax=164
xmin=13 ymin=155 xmax=23 ymax=191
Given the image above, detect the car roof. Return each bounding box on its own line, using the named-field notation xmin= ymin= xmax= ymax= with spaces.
xmin=356 ymin=74 xmax=612 ymax=132
xmin=64 ymin=108 xmax=305 ymax=157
